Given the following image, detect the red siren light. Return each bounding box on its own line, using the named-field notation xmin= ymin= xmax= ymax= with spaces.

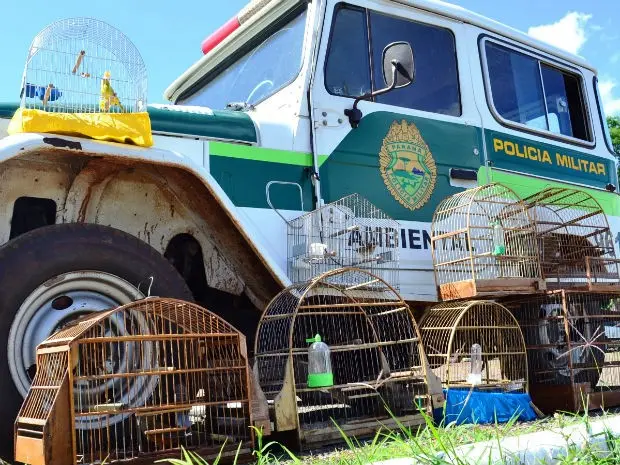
xmin=200 ymin=0 xmax=273 ymax=55
xmin=201 ymin=16 xmax=241 ymax=55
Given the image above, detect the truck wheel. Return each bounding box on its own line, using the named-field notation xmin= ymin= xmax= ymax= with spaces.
xmin=0 ymin=223 xmax=193 ymax=460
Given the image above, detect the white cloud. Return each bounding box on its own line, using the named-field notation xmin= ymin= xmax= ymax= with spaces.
xmin=528 ymin=12 xmax=592 ymax=55
xmin=598 ymin=79 xmax=620 ymax=116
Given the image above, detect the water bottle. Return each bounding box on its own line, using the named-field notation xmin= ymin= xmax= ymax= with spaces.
xmin=306 ymin=334 xmax=334 ymax=388
xmin=491 ymin=220 xmax=506 ymax=256
xmin=466 ymin=343 xmax=483 ymax=385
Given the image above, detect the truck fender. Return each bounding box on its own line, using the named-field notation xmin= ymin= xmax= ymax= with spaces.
xmin=0 ymin=132 xmax=285 ymax=307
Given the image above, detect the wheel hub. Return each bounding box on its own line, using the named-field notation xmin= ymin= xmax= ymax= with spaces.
xmin=8 ymin=271 xmax=156 ymax=429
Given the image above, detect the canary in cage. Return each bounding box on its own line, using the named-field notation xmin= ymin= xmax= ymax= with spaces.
xmin=100 ymin=71 xmax=125 ymax=112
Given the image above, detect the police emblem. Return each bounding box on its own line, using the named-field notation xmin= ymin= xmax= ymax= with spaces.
xmin=379 ymin=120 xmax=437 ymax=211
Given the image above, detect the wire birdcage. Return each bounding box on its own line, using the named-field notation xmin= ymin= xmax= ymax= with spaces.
xmin=19 ymin=17 xmax=147 ymax=113
xmin=419 ymin=300 xmax=528 ymax=393
xmin=504 ymin=291 xmax=620 ymax=413
xmin=522 ymin=187 xmax=620 ymax=291
xmin=14 ymin=298 xmax=253 ymax=465
xmin=253 ymin=268 xmax=430 ymax=448
xmin=287 ymin=194 xmax=400 ymax=289
xmin=431 ymin=183 xmax=543 ymax=301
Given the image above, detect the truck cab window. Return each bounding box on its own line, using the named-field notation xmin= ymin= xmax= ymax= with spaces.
xmin=485 ymin=41 xmax=591 ymax=142
xmin=325 ymin=6 xmax=371 ymax=98
xmin=178 ymin=10 xmax=307 ymax=110
xmin=324 ymin=5 xmax=461 ymax=116
xmin=369 ymin=12 xmax=461 ymax=116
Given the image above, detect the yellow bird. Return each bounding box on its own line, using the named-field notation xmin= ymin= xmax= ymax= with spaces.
xmin=100 ymin=71 xmax=125 ymax=112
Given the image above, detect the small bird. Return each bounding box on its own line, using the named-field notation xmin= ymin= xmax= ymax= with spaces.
xmin=100 ymin=71 xmax=124 ymax=112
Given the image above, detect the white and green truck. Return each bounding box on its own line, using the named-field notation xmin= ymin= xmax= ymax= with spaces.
xmin=0 ymin=0 xmax=617 ymax=456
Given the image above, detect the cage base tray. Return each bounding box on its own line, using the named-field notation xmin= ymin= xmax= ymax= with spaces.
xmin=544 ymin=282 xmax=620 ymax=293
xmin=529 ymin=383 xmax=620 ymax=414
xmin=438 ymin=278 xmax=545 ymax=301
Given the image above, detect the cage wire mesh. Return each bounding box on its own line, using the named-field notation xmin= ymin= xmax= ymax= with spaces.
xmin=287 ymin=194 xmax=400 ymax=289
xmin=522 ymin=187 xmax=620 ymax=291
xmin=14 ymin=298 xmax=252 ymax=465
xmin=419 ymin=301 xmax=528 ymax=393
xmin=431 ymin=183 xmax=543 ymax=301
xmin=254 ymin=268 xmax=429 ymax=447
xmin=20 ymin=17 xmax=147 ymax=113
xmin=504 ymin=291 xmax=620 ymax=412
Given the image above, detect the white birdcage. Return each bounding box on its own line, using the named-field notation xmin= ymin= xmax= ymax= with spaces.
xmin=287 ymin=194 xmax=400 ymax=288
xmin=19 ymin=17 xmax=147 ymax=113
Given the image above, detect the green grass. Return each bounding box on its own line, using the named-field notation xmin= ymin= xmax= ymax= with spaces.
xmin=158 ymin=410 xmax=620 ymax=465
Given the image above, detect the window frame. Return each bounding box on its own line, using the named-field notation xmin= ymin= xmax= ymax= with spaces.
xmin=177 ymin=4 xmax=309 ymax=108
xmin=479 ymin=35 xmax=595 ymax=148
xmin=593 ymin=76 xmax=617 ymax=156
xmin=322 ymin=2 xmax=371 ymax=100
xmin=323 ymin=2 xmax=463 ymax=117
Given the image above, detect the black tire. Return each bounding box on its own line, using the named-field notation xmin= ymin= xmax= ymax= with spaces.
xmin=0 ymin=223 xmax=193 ymax=460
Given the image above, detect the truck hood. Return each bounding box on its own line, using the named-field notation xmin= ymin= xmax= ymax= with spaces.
xmin=0 ymin=102 xmax=257 ymax=144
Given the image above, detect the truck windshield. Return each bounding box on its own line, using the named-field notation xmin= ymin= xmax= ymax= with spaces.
xmin=178 ymin=10 xmax=307 ymax=110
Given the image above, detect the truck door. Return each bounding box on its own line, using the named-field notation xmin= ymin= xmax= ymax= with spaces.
xmin=309 ymin=1 xmax=483 ymax=301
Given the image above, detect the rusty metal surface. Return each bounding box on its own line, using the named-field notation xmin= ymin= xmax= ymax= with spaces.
xmin=0 ymin=148 xmax=281 ymax=306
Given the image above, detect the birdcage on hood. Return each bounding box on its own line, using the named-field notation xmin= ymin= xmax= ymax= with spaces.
xmin=431 ymin=183 xmax=544 ymax=301
xmin=14 ymin=298 xmax=253 ymax=465
xmin=9 ymin=17 xmax=153 ymax=146
xmin=19 ymin=17 xmax=146 ymax=113
xmin=522 ymin=187 xmax=620 ymax=291
xmin=287 ymin=194 xmax=400 ymax=289
xmin=253 ymin=268 xmax=434 ymax=449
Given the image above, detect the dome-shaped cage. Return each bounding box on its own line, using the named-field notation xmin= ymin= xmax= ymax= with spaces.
xmin=431 ymin=183 xmax=543 ymax=301
xmin=254 ymin=268 xmax=429 ymax=448
xmin=15 ymin=298 xmax=252 ymax=465
xmin=419 ymin=300 xmax=528 ymax=393
xmin=522 ymin=187 xmax=620 ymax=291
xmin=20 ymin=17 xmax=147 ymax=113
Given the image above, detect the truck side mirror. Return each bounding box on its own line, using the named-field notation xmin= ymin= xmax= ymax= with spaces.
xmin=344 ymin=41 xmax=414 ymax=128
xmin=382 ymin=41 xmax=414 ymax=89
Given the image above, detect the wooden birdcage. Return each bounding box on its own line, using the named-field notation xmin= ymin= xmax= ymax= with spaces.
xmin=419 ymin=300 xmax=528 ymax=393
xmin=522 ymin=187 xmax=620 ymax=291
xmin=504 ymin=291 xmax=620 ymax=413
xmin=431 ymin=183 xmax=544 ymax=301
xmin=20 ymin=17 xmax=147 ymax=113
xmin=14 ymin=298 xmax=253 ymax=465
xmin=253 ymin=268 xmax=432 ymax=449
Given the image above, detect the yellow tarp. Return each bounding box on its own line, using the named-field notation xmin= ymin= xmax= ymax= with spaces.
xmin=8 ymin=108 xmax=153 ymax=147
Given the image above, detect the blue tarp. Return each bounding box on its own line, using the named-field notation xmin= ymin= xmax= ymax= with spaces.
xmin=436 ymin=388 xmax=538 ymax=425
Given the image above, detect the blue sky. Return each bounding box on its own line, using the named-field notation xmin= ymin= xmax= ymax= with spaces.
xmin=1 ymin=0 xmax=619 ymax=113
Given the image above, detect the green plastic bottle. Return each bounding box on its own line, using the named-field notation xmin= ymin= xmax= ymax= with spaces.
xmin=306 ymin=334 xmax=334 ymax=388
xmin=491 ymin=219 xmax=506 ymax=256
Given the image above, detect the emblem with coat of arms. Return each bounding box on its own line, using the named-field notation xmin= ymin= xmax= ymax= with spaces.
xmin=379 ymin=120 xmax=437 ymax=211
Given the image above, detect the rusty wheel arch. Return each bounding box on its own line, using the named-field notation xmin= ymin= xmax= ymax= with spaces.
xmin=2 ymin=147 xmax=282 ymax=309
